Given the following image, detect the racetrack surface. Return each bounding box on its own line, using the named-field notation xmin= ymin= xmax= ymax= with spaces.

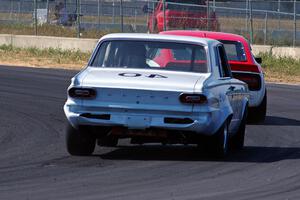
xmin=0 ymin=65 xmax=300 ymax=200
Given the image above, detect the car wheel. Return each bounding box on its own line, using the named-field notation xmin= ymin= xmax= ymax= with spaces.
xmin=66 ymin=124 xmax=96 ymax=156
xmin=230 ymin=105 xmax=247 ymax=150
xmin=211 ymin=120 xmax=230 ymax=158
xmin=248 ymin=90 xmax=267 ymax=123
xmin=98 ymin=136 xmax=118 ymax=147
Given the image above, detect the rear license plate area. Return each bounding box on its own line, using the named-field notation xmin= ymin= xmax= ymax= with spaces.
xmin=127 ymin=115 xmax=151 ymax=129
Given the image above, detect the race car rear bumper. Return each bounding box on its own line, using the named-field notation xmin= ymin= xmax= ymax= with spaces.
xmin=248 ymin=86 xmax=266 ymax=107
xmin=64 ymin=104 xmax=226 ymax=136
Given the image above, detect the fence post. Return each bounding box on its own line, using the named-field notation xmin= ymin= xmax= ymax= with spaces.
xmin=34 ymin=0 xmax=37 ymax=36
xmin=264 ymin=12 xmax=268 ymax=45
xmin=152 ymin=2 xmax=155 ymax=32
xmin=112 ymin=0 xmax=115 ymax=24
xmin=134 ymin=8 xmax=137 ymax=30
xmin=278 ymin=0 xmax=281 ymax=30
xmin=46 ymin=0 xmax=49 ymax=23
xmin=207 ymin=0 xmax=210 ymax=31
xmin=18 ymin=0 xmax=21 ymax=21
xmin=98 ymin=0 xmax=100 ymax=29
xmin=249 ymin=0 xmax=253 ymax=44
xmin=9 ymin=0 xmax=12 ymax=20
xmin=245 ymin=0 xmax=248 ymax=33
xmin=146 ymin=1 xmax=149 ymax=28
xmin=163 ymin=0 xmax=166 ymax=31
xmin=77 ymin=0 xmax=81 ymax=38
xmin=120 ymin=0 xmax=124 ymax=32
xmin=293 ymin=0 xmax=296 ymax=46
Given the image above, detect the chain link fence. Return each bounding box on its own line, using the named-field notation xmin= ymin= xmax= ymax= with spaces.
xmin=0 ymin=0 xmax=299 ymax=46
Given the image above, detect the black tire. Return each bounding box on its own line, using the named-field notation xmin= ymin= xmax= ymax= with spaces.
xmin=248 ymin=90 xmax=267 ymax=123
xmin=211 ymin=120 xmax=230 ymax=158
xmin=230 ymin=106 xmax=248 ymax=150
xmin=66 ymin=125 xmax=96 ymax=156
xmin=98 ymin=136 xmax=118 ymax=147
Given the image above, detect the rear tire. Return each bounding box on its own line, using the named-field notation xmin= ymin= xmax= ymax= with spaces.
xmin=231 ymin=106 xmax=247 ymax=150
xmin=248 ymin=90 xmax=267 ymax=123
xmin=211 ymin=120 xmax=230 ymax=158
xmin=66 ymin=125 xmax=96 ymax=156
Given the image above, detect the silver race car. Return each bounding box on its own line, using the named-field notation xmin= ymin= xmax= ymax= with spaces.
xmin=64 ymin=33 xmax=250 ymax=157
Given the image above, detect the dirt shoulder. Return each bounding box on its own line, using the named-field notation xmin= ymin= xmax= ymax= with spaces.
xmin=0 ymin=61 xmax=84 ymax=71
xmin=263 ymin=70 xmax=300 ymax=85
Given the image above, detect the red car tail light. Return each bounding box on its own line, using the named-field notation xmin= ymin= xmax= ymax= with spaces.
xmin=179 ymin=93 xmax=207 ymax=104
xmin=233 ymin=72 xmax=261 ymax=91
xmin=230 ymin=63 xmax=260 ymax=73
xmin=68 ymin=87 xmax=96 ymax=99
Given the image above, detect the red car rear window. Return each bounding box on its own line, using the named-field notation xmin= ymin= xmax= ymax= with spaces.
xmin=219 ymin=40 xmax=247 ymax=62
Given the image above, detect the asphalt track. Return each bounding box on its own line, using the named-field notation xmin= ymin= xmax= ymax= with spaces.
xmin=0 ymin=65 xmax=300 ymax=200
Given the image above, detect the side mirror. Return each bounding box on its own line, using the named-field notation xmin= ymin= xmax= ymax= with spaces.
xmin=255 ymin=57 xmax=262 ymax=64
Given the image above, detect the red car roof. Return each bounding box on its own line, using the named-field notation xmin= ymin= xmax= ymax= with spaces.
xmin=161 ymin=30 xmax=247 ymax=43
xmin=161 ymin=30 xmax=261 ymax=73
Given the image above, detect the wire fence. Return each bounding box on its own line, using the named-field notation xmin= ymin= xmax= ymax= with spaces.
xmin=0 ymin=0 xmax=300 ymax=46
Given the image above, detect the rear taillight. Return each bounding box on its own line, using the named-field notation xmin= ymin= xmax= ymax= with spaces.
xmin=68 ymin=87 xmax=96 ymax=99
xmin=233 ymin=73 xmax=261 ymax=91
xmin=230 ymin=63 xmax=260 ymax=73
xmin=179 ymin=93 xmax=207 ymax=104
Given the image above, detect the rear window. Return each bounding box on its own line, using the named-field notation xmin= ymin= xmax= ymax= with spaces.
xmin=219 ymin=40 xmax=247 ymax=62
xmin=91 ymin=40 xmax=208 ymax=73
xmin=172 ymin=48 xmax=206 ymax=61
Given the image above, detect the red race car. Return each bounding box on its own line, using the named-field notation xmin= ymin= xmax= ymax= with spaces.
xmin=143 ymin=0 xmax=219 ymax=33
xmin=161 ymin=30 xmax=267 ymax=122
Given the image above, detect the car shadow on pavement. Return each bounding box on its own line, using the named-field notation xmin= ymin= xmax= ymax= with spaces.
xmin=98 ymin=145 xmax=300 ymax=163
xmin=250 ymin=116 xmax=300 ymax=126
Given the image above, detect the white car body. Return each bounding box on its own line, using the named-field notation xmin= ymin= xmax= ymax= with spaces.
xmin=247 ymin=73 xmax=266 ymax=107
xmin=64 ymin=33 xmax=250 ymax=156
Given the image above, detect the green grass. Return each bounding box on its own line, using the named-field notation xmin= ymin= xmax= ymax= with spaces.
xmin=0 ymin=44 xmax=90 ymax=61
xmin=259 ymin=53 xmax=300 ymax=83
xmin=0 ymin=44 xmax=91 ymax=68
xmin=0 ymin=23 xmax=113 ymax=39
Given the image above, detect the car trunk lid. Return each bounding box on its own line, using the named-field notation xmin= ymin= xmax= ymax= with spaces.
xmin=81 ymin=67 xmax=209 ymax=113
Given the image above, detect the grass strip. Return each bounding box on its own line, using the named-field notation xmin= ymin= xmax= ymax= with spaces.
xmin=0 ymin=24 xmax=113 ymax=39
xmin=259 ymin=53 xmax=300 ymax=83
xmin=0 ymin=44 xmax=90 ymax=69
